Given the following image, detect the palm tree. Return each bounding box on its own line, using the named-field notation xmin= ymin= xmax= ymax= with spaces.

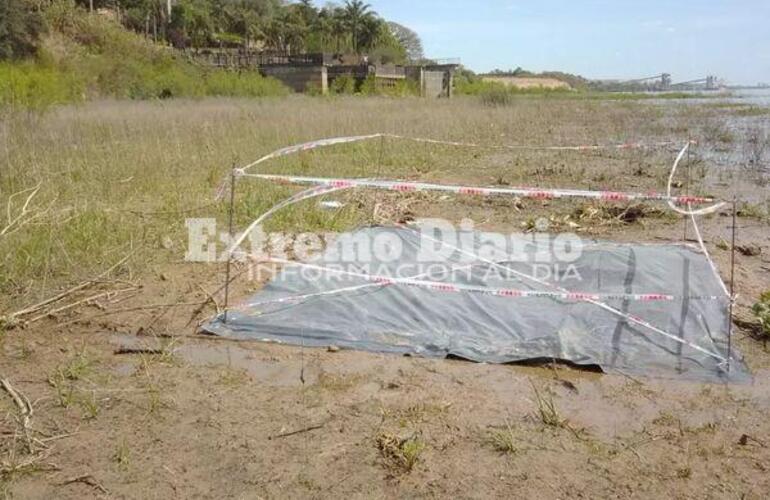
xmin=342 ymin=0 xmax=372 ymax=53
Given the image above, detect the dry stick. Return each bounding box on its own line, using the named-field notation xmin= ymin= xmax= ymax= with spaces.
xmin=270 ymin=422 xmax=327 ymax=440
xmin=114 ymin=347 xmax=165 ymax=356
xmin=0 ymin=377 xmax=34 ymax=452
xmin=58 ymin=301 xmax=206 ymax=328
xmin=186 ymin=284 xmax=222 ymax=327
xmin=27 ymin=288 xmax=138 ymax=323
xmin=58 ymin=474 xmax=109 ymax=494
xmin=9 ymin=252 xmax=134 ymax=319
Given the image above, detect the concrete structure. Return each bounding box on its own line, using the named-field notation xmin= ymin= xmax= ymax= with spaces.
xmin=189 ymin=49 xmax=457 ymax=97
xmin=260 ymin=65 xmax=328 ymax=94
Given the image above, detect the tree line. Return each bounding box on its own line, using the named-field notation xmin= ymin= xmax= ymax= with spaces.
xmin=1 ymin=0 xmax=425 ymax=63
xmin=82 ymin=0 xmax=423 ymax=62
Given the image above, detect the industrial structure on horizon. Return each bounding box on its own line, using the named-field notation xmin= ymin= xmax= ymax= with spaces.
xmin=596 ymin=73 xmax=724 ymax=92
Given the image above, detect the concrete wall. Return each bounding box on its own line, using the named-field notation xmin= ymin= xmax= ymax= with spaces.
xmin=260 ymin=65 xmax=328 ymax=94
xmin=423 ymin=71 xmax=446 ymax=98
xmin=405 ymin=66 xmax=455 ymax=98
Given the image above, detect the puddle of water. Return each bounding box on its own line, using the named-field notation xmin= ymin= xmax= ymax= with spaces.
xmin=108 ymin=333 xmax=309 ymax=387
xmin=176 ymin=342 xmax=309 ymax=386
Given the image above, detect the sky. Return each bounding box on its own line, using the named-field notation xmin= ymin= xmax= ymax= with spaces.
xmin=366 ymin=0 xmax=770 ymax=85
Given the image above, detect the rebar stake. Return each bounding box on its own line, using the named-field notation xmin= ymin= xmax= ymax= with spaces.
xmin=223 ymin=168 xmax=237 ymax=324
xmin=727 ymin=195 xmax=737 ymax=372
xmin=683 ymin=135 xmax=692 ymax=241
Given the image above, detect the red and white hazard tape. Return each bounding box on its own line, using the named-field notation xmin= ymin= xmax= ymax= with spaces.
xmin=245 ymin=257 xmax=724 ymax=305
xmin=240 ymin=133 xmax=691 ymax=172
xmin=237 ymin=172 xmax=714 ymax=206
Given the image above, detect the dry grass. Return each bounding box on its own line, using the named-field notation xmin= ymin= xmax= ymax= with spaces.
xmin=375 ymin=432 xmax=425 ymax=474
xmin=0 ymin=95 xmax=738 ymax=312
xmin=486 ymin=420 xmax=518 ymax=454
xmin=531 ymin=380 xmax=565 ymax=428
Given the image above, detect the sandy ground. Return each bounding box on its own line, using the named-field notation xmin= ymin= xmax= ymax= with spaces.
xmin=2 ymin=96 xmax=770 ymax=498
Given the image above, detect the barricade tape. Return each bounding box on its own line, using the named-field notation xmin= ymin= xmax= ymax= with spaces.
xmin=224 ymin=137 xmax=732 ymax=366
xmin=240 ymin=133 xmax=692 ymax=173
xmin=237 ymin=172 xmax=715 ymax=206
xmin=226 ymin=184 xmax=351 ymax=257
xmin=243 ymin=257 xmax=724 ymax=305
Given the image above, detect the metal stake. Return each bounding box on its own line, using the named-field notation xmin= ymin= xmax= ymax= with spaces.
xmin=727 ymin=195 xmax=737 ymax=372
xmin=223 ymin=168 xmax=237 ymax=323
xmin=683 ymin=135 xmax=692 ymax=241
xmin=373 ymin=134 xmax=386 ymax=221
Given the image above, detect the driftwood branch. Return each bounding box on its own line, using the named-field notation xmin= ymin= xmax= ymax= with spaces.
xmin=26 ymin=287 xmax=138 ymax=323
xmin=6 ymin=252 xmax=134 ymax=321
xmin=58 ymin=474 xmax=109 ymax=494
xmin=1 ymin=377 xmax=34 ymax=452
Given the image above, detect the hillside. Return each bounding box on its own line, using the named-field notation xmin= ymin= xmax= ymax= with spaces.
xmin=0 ymin=3 xmax=296 ymax=108
xmin=0 ymin=0 xmax=417 ymax=108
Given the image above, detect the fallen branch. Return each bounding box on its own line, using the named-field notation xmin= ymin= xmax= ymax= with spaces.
xmin=58 ymin=474 xmax=109 ymax=494
xmin=58 ymin=300 xmax=206 ymax=328
xmin=1 ymin=377 xmax=34 ymax=452
xmin=7 ymin=252 xmax=134 ymax=320
xmin=26 ymin=287 xmax=138 ymax=323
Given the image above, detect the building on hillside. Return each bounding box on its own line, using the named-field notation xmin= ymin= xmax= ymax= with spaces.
xmin=190 ymin=50 xmax=459 ymax=98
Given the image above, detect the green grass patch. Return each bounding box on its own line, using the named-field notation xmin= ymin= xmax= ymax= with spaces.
xmin=0 ymin=61 xmax=85 ymax=109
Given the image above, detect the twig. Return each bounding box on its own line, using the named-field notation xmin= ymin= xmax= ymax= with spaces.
xmin=198 ymin=284 xmax=221 ymax=314
xmin=58 ymin=474 xmax=109 ymax=494
xmin=739 ymin=434 xmax=767 ymax=447
xmin=269 ymin=422 xmax=326 ymax=440
xmin=114 ymin=347 xmax=165 ymax=356
xmin=187 ymin=285 xmax=222 ymax=325
xmin=59 ymin=301 xmax=206 ymax=327
xmin=38 ymin=431 xmax=79 ymax=444
xmin=8 ymin=252 xmax=134 ymax=319
xmin=27 ymin=288 xmax=138 ymax=323
xmin=1 ymin=377 xmax=34 ymax=452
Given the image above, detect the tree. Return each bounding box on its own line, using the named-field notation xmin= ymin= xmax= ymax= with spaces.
xmin=218 ymin=0 xmax=286 ymax=49
xmin=341 ymin=0 xmax=372 ymax=53
xmin=387 ymin=22 xmax=423 ymax=62
xmin=0 ymin=0 xmax=46 ymax=60
xmin=169 ymin=0 xmax=215 ymax=49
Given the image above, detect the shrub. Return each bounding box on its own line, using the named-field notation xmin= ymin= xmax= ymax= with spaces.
xmin=359 ymin=75 xmax=378 ymax=96
xmin=0 ymin=61 xmax=84 ymax=109
xmin=330 ymin=75 xmax=357 ymax=95
xmin=480 ymin=85 xmax=514 ymax=107
xmin=752 ymin=291 xmax=770 ymax=339
xmin=204 ymin=71 xmax=289 ymax=98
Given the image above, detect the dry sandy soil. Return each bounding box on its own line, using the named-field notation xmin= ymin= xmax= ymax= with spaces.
xmin=1 ymin=95 xmax=770 ymax=498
